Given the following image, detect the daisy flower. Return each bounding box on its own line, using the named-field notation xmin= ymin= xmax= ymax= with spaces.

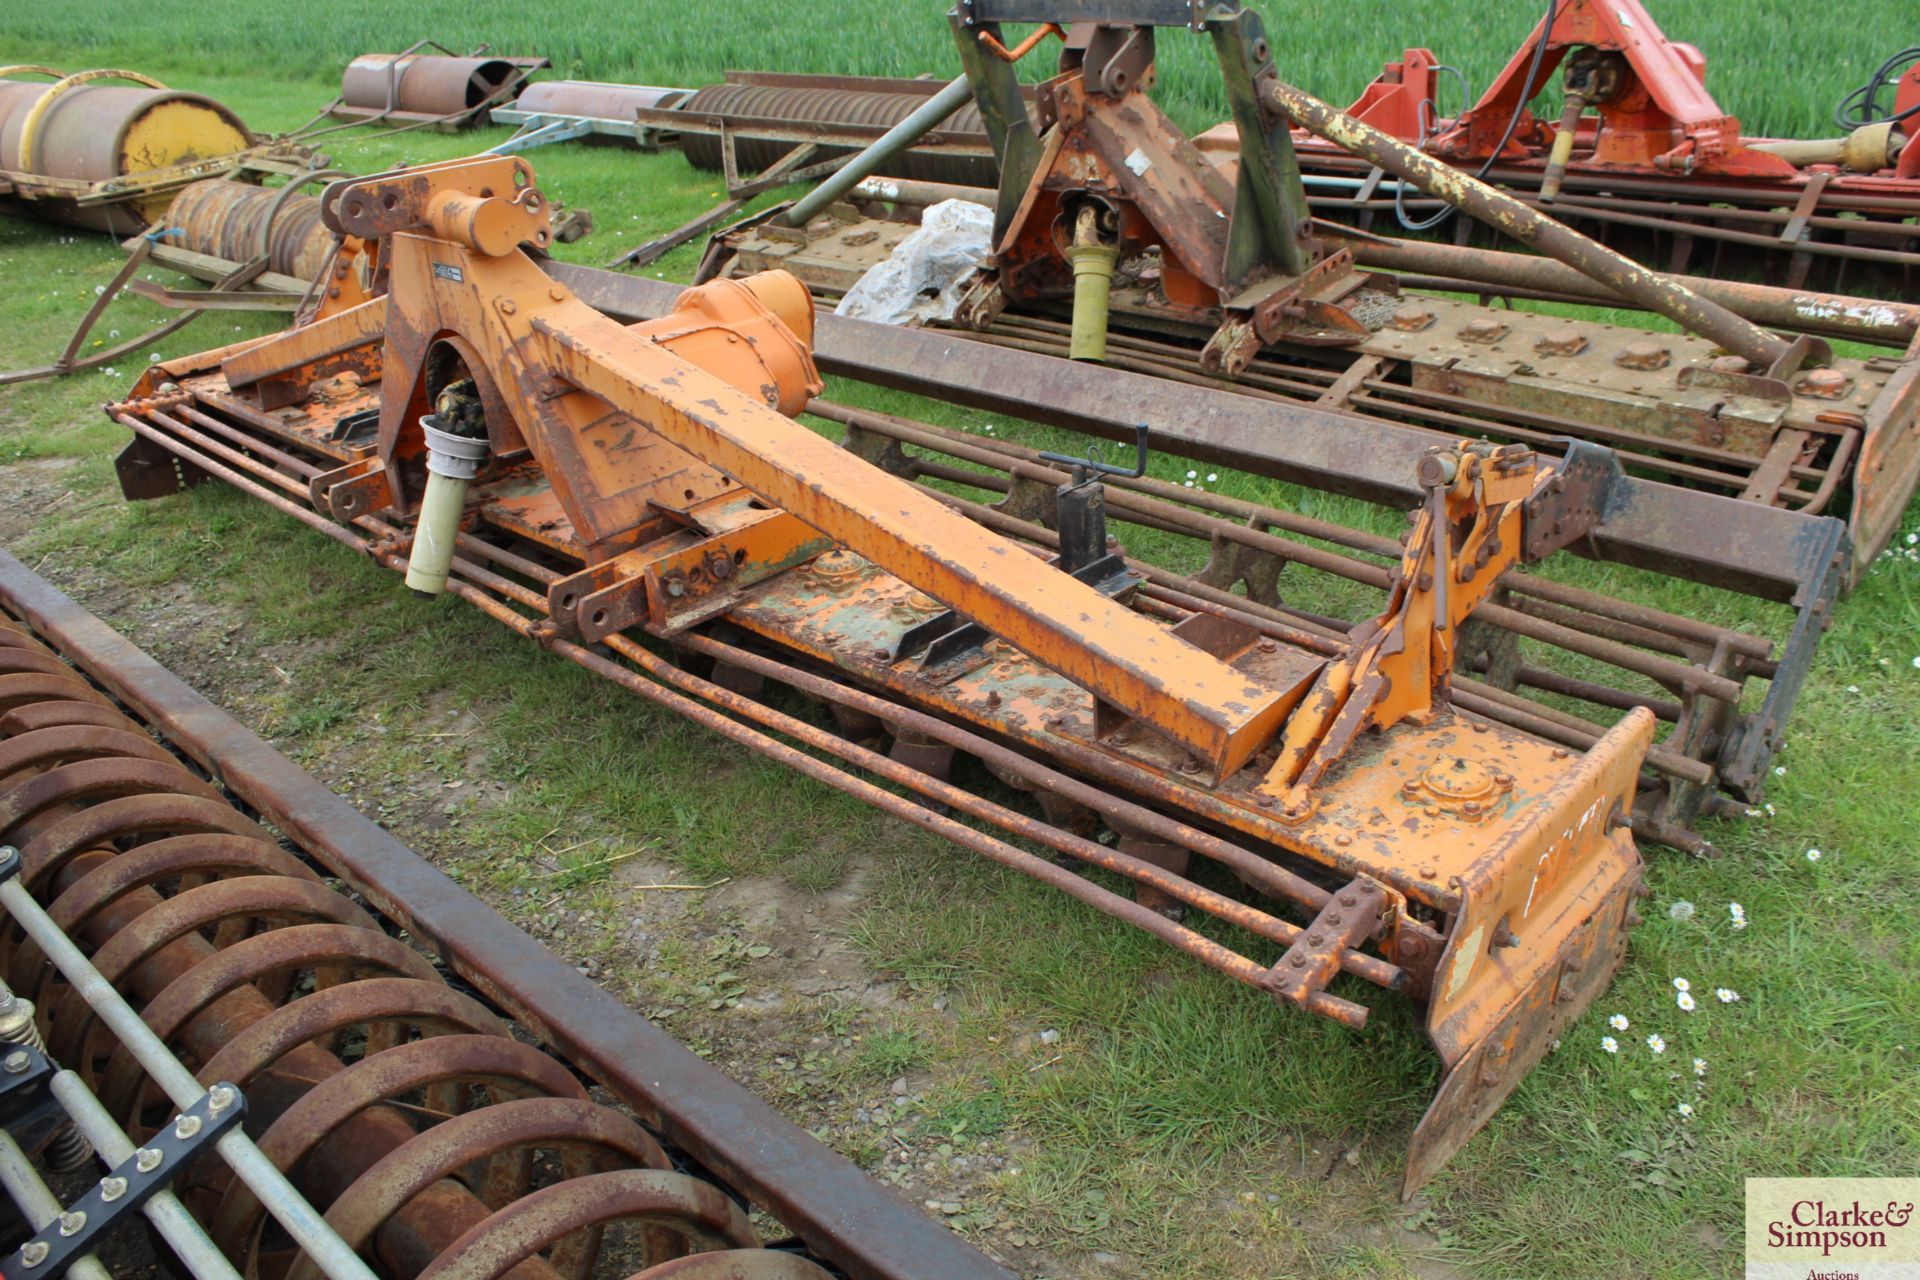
xmin=1646 ymin=1033 xmax=1667 ymax=1055
xmin=1715 ymin=988 xmax=1741 ymax=1004
xmin=1672 ymin=977 xmax=1690 ymax=993
xmin=1601 ymin=1036 xmax=1619 ymax=1054
xmin=1693 ymin=1058 xmax=1707 ymax=1077
xmin=1677 ymin=992 xmax=1696 ymax=1012
xmin=1608 ymin=1014 xmax=1629 ymax=1031
xmin=1806 ymin=848 xmax=1823 ymax=863
xmin=1676 ymin=1102 xmax=1694 ymax=1119
xmin=1186 ymin=470 xmax=1198 ymax=479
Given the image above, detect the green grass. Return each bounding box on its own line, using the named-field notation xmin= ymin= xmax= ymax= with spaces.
xmin=0 ymin=0 xmax=1901 ymax=139
xmin=2 ymin=6 xmax=1919 ymax=1278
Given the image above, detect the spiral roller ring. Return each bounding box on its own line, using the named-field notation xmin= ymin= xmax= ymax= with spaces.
xmin=0 ymin=616 xmax=832 ymax=1280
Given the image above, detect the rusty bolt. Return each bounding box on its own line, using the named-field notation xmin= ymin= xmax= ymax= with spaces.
xmin=1326 ymin=913 xmax=1344 ymax=927
xmin=1389 ymin=304 xmax=1436 ymax=332
xmin=1256 ymin=795 xmax=1275 ymax=809
xmin=1290 ymin=954 xmax=1308 ymax=968
xmin=1340 ymin=892 xmax=1357 ymax=906
xmin=1471 ymin=722 xmax=1488 ymax=734
xmin=1462 ymin=800 xmax=1482 ymax=815
xmin=1259 ymin=640 xmax=1278 ymax=653
xmin=1533 ymin=328 xmax=1587 ymax=356
xmin=1308 ymin=932 xmax=1325 ymax=947
xmin=1709 ymin=355 xmax=1751 ymax=374
xmin=497 ymin=298 xmax=518 ymax=316
xmin=1614 ymin=341 xmax=1670 ymax=370
xmin=1401 ymin=779 xmax=1421 ymax=797
xmin=1459 ymin=318 xmax=1508 ymax=343
xmin=1334 ymin=833 xmax=1352 ymax=847
xmin=1551 ymin=747 xmax=1570 ymax=760
xmin=1418 ymin=864 xmax=1437 ymax=878
xmin=1796 ymin=368 xmax=1850 ymax=399
xmin=1492 ymin=921 xmax=1519 ymax=948
xmin=549 ymin=286 xmax=567 ymax=302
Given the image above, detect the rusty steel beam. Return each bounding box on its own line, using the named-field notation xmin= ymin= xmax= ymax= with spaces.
xmin=1337 ymin=234 xmax=1920 ymax=350
xmin=0 ymin=548 xmax=1014 ymax=1280
xmin=1257 ymin=78 xmax=1802 ymax=372
xmin=542 ymin=263 xmax=1848 ymax=607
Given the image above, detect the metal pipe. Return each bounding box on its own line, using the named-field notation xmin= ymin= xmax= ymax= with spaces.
xmin=1259 ymin=77 xmax=1799 ymax=370
xmin=0 ymin=1132 xmax=114 ymax=1280
xmin=48 ymin=1072 xmax=246 ymax=1280
xmin=778 ymin=75 xmax=975 ymax=227
xmin=0 ymin=873 xmax=381 ymax=1280
xmin=1340 ymin=234 xmax=1920 ymax=348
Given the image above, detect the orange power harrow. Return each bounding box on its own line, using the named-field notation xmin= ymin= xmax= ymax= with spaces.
xmin=107 ymin=154 xmax=1660 ymax=1196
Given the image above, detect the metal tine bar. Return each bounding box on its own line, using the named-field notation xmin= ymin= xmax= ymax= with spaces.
xmin=0 ymin=868 xmax=380 ymax=1280
xmin=0 ymin=1131 xmax=114 ymax=1280
xmin=46 ymin=1071 xmax=245 ymax=1280
xmin=813 ymin=402 xmax=1750 ymax=703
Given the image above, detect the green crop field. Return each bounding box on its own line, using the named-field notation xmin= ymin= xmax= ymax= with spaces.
xmin=1 ymin=3 xmax=1917 ymax=1279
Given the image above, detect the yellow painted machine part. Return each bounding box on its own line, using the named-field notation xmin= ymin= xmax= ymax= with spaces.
xmin=120 ymin=98 xmax=251 ymax=220
xmin=1066 ymin=242 xmax=1118 ymax=362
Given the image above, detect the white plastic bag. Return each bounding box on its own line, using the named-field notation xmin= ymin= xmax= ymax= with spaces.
xmin=834 ymin=199 xmax=994 ymax=326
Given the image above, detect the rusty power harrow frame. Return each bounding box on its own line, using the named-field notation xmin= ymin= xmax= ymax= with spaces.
xmin=97 ymin=150 xmax=1695 ymax=1197
xmin=0 ymin=552 xmax=1011 ymax=1280
xmin=697 ymin=0 xmax=1920 ymax=585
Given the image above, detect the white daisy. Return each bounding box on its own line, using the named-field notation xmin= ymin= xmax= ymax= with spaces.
xmin=1715 ymin=988 xmax=1741 ymax=1004
xmin=1601 ymin=1036 xmax=1619 ymax=1054
xmin=1672 ymin=977 xmax=1690 ymax=993
xmin=1677 ymin=992 xmax=1696 ymax=1012
xmin=1646 ymin=1034 xmax=1667 ymax=1054
xmin=1608 ymin=1014 xmax=1629 ymax=1031
xmin=1806 ymin=848 xmax=1823 ymax=863
xmin=1676 ymin=1102 xmax=1694 ymax=1119
xmin=1693 ymin=1057 xmax=1707 ymax=1077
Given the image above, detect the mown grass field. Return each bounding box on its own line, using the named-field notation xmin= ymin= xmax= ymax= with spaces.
xmin=2 ymin=4 xmax=1918 ymax=1279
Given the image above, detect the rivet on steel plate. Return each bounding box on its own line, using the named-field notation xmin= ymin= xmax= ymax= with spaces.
xmin=99 ymin=1177 xmax=127 ymax=1203
xmin=135 ymin=1148 xmax=162 ymax=1173
xmin=57 ymin=1213 xmax=84 ymax=1237
xmin=209 ymin=1084 xmax=237 ymax=1111
xmin=2 ymin=1051 xmax=27 ymax=1074
xmin=1614 ymin=341 xmax=1670 ymax=370
xmin=175 ymin=1114 xmax=202 ymax=1139
xmin=21 ymin=1241 xmax=48 ymax=1267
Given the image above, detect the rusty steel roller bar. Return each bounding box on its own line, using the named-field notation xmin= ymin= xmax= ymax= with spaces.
xmin=163 ymin=179 xmax=338 ymax=282
xmin=1257 ymin=77 xmax=1802 ymax=372
xmin=0 ymin=68 xmax=253 ymax=232
xmin=0 ymin=550 xmax=1014 ymax=1280
xmin=676 ymin=79 xmax=1002 ymax=187
xmin=511 ymin=80 xmax=690 ymax=121
xmin=337 ymin=54 xmax=534 ymax=123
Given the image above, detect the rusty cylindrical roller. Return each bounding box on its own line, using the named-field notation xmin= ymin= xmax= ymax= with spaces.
xmin=0 ymin=68 xmax=253 ymax=232
xmin=0 ymin=615 xmax=833 ymax=1280
xmin=513 ymin=80 xmax=690 ymax=121
xmin=164 ymin=179 xmax=337 ymax=281
xmin=340 ymin=54 xmax=524 ymax=119
xmin=677 ymin=81 xmax=999 ymax=187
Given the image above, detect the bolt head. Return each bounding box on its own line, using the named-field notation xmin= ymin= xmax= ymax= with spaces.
xmin=175 ymin=1114 xmax=202 ymax=1140
xmin=57 ymin=1212 xmax=84 ymax=1237
xmin=3 ymin=1051 xmax=29 ymax=1074
xmin=135 ymin=1148 xmax=162 ymax=1173
xmin=100 ymin=1176 xmax=127 ymax=1203
xmin=208 ymin=1084 xmax=237 ymax=1112
xmin=22 ymin=1241 xmax=48 ymax=1267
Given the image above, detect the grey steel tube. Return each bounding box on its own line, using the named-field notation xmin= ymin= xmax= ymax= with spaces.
xmin=48 ymin=1072 xmax=246 ymax=1280
xmin=0 ymin=871 xmax=379 ymax=1280
xmin=0 ymin=1132 xmax=114 ymax=1280
xmin=778 ymin=75 xmax=976 ymax=227
xmin=1260 ymin=77 xmax=1798 ymax=370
